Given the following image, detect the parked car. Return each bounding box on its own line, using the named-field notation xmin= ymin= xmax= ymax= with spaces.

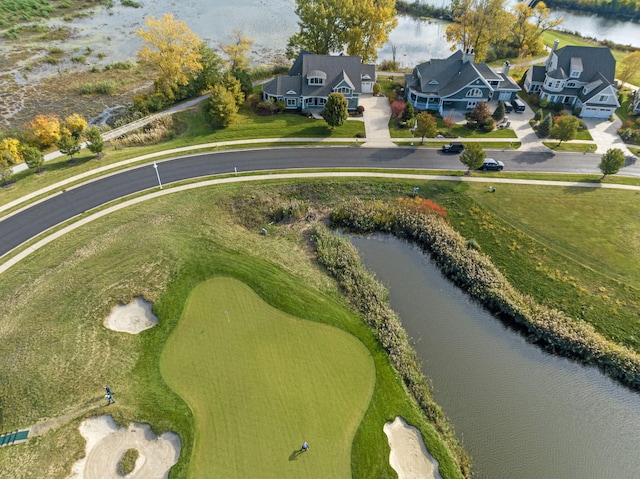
xmin=511 ymin=98 xmax=526 ymax=112
xmin=478 ymin=158 xmax=505 ymax=171
xmin=504 ymin=102 xmax=513 ymax=113
xmin=441 ymin=142 xmax=465 ymax=153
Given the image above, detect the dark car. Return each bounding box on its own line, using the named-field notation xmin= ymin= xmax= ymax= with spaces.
xmin=441 ymin=142 xmax=465 ymax=153
xmin=478 ymin=158 xmax=505 ymax=171
xmin=511 ymin=98 xmax=526 ymax=112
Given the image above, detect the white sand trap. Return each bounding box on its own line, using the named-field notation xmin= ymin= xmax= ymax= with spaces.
xmin=104 ymin=297 xmax=158 ymax=334
xmin=68 ymin=415 xmax=180 ymax=479
xmin=384 ymin=416 xmax=443 ymax=479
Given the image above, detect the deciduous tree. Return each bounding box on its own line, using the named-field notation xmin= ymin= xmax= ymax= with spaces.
xmin=550 ymin=115 xmax=579 ymax=145
xmin=0 ymin=138 xmax=22 ymax=165
xmin=459 ymin=142 xmax=486 ymax=174
xmin=63 ymin=113 xmax=87 ymax=140
xmin=22 ymin=145 xmax=45 ymax=172
xmin=137 ymin=14 xmax=203 ymax=96
xmin=321 ymin=92 xmax=349 ymax=128
xmin=85 ymin=127 xmax=105 ymax=157
xmin=618 ymin=51 xmax=640 ymax=86
xmin=208 ymin=85 xmax=239 ymax=128
xmin=599 ymin=148 xmax=626 ymax=178
xmin=221 ymin=29 xmax=254 ymax=72
xmin=56 ymin=132 xmax=81 ymax=160
xmin=222 ymin=71 xmax=245 ymax=107
xmin=470 ymin=101 xmax=492 ymax=125
xmin=446 ymin=0 xmax=513 ymax=62
xmin=26 ymin=114 xmax=61 ymax=149
xmin=415 ymin=112 xmax=437 ymax=144
xmin=510 ymin=2 xmax=563 ymax=55
xmin=287 ymin=0 xmax=397 ymax=63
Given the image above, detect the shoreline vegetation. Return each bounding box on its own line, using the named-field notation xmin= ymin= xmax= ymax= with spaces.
xmin=328 ymin=197 xmax=640 ymax=391
xmin=396 ymin=0 xmax=640 ymax=25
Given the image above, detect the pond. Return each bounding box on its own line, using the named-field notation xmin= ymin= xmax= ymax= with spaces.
xmin=351 ymin=234 xmax=640 ymax=479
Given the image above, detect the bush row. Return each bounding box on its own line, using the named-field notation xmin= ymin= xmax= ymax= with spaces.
xmin=329 ymin=198 xmax=640 ymax=391
xmin=311 ymin=223 xmax=472 ymax=478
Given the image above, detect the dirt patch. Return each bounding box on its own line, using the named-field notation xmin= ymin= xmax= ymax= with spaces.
xmin=104 ymin=297 xmax=158 ymax=334
xmin=68 ymin=415 xmax=180 ymax=479
xmin=383 ymin=416 xmax=443 ymax=479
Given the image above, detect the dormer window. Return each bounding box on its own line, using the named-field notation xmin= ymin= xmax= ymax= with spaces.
xmin=335 ymin=86 xmax=351 ymax=94
xmin=307 ymin=69 xmax=327 ymax=86
xmin=428 ymin=79 xmax=439 ymax=85
xmin=570 ymin=70 xmax=580 ymax=78
xmin=466 ymin=88 xmax=482 ymax=97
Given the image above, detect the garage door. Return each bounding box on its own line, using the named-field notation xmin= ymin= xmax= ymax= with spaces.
xmin=498 ymin=91 xmax=511 ymax=101
xmin=583 ymin=107 xmax=611 ymax=118
xmin=362 ymin=82 xmax=373 ymax=94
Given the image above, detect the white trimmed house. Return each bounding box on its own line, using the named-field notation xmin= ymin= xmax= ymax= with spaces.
xmin=262 ymin=51 xmax=375 ymax=113
xmin=404 ymin=49 xmax=520 ymax=115
xmin=523 ymin=42 xmax=620 ymax=119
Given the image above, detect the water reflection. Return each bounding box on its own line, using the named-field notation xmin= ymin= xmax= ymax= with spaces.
xmin=351 ymin=234 xmax=640 ymax=479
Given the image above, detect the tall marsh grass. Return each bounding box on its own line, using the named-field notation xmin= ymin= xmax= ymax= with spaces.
xmin=329 ymin=198 xmax=640 ymax=390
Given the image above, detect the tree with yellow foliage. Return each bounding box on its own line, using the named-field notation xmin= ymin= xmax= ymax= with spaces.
xmin=137 ymin=14 xmax=203 ymax=96
xmin=221 ymin=29 xmax=254 ymax=72
xmin=0 ymin=138 xmax=23 ymax=165
xmin=64 ymin=113 xmax=87 ymax=140
xmin=618 ymin=51 xmax=640 ymax=86
xmin=26 ymin=114 xmax=62 ymax=149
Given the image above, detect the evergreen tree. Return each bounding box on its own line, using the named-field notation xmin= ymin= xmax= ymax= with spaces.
xmin=208 ymin=85 xmax=239 ymax=128
xmin=22 ymin=145 xmax=45 ymax=172
xmin=321 ymin=92 xmax=349 ymax=129
xmin=402 ymin=102 xmax=415 ymax=123
xmin=492 ymin=101 xmax=506 ymax=121
xmin=537 ymin=112 xmax=553 ymax=137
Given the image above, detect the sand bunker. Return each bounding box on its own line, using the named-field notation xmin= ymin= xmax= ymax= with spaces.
xmin=68 ymin=415 xmax=180 ymax=479
xmin=384 ymin=416 xmax=443 ymax=479
xmin=104 ymin=297 xmax=158 ymax=334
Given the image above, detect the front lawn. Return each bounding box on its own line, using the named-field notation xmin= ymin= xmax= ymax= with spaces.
xmin=543 ymin=141 xmax=596 ymax=152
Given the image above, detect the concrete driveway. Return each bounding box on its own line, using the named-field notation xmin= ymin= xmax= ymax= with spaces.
xmin=357 ymin=94 xmax=395 ymax=147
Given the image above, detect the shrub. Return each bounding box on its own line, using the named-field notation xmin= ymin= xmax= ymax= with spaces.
xmin=379 ymin=59 xmax=399 ymax=71
xmin=372 ymin=82 xmax=381 ymax=96
xmin=81 ymin=80 xmax=116 ymax=95
xmin=533 ymin=109 xmax=542 ymax=122
xmin=390 ymin=101 xmax=405 ymax=120
xmin=356 ymin=105 xmax=365 ymax=115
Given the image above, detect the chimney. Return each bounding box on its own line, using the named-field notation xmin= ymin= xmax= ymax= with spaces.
xmin=551 ymin=39 xmax=559 ymax=52
xmin=462 ymin=47 xmax=475 ymax=64
xmin=503 ymin=61 xmax=510 ymax=76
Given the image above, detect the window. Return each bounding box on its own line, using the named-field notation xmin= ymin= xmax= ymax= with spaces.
xmin=466 ymin=88 xmax=482 ymax=97
xmin=335 ymin=86 xmax=351 ymax=94
xmin=308 ymin=77 xmax=324 ymax=86
xmin=554 ymin=81 xmax=561 ymax=88
xmin=287 ymin=98 xmax=296 ymax=106
xmin=570 ymin=70 xmax=580 ymax=78
xmin=567 ymin=81 xmax=576 ymax=88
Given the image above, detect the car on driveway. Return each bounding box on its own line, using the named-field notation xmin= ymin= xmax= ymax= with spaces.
xmin=478 ymin=158 xmax=504 ymax=171
xmin=441 ymin=142 xmax=465 ymax=153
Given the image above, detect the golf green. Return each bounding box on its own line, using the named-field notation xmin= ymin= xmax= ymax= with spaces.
xmin=160 ymin=277 xmax=376 ymax=478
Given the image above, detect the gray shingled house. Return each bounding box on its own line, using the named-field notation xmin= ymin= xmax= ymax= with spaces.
xmin=523 ymin=42 xmax=620 ymax=118
xmin=261 ymin=51 xmax=375 ymax=113
xmin=404 ymin=49 xmax=520 ymax=115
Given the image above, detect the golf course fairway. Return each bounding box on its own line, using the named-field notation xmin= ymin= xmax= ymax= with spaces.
xmin=160 ymin=276 xmax=376 ymax=478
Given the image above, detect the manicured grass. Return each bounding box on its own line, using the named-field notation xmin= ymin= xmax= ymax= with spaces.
xmin=161 ymin=277 xmax=375 ymax=478
xmin=0 ymin=181 xmax=467 ymax=478
xmin=389 ymin=120 xmax=517 ymax=139
xmin=542 ymin=141 xmax=596 ymax=152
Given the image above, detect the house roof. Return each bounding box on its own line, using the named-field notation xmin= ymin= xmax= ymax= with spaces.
xmin=529 ymin=65 xmax=546 ymax=83
xmin=551 ymin=46 xmax=616 ymax=84
xmin=406 ymin=50 xmax=519 ymax=98
xmin=263 ymin=52 xmax=375 ymax=98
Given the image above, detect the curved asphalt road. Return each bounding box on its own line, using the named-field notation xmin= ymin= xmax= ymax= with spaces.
xmin=0 ymin=146 xmax=622 ymax=257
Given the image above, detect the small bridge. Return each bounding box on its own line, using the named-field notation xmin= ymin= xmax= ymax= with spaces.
xmin=0 ymin=429 xmax=29 ymax=447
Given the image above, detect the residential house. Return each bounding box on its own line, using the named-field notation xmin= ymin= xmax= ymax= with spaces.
xmin=631 ymin=88 xmax=640 ymax=115
xmin=404 ymin=49 xmax=521 ymax=115
xmin=523 ymin=41 xmax=620 ymax=118
xmin=262 ymin=51 xmax=375 ymax=113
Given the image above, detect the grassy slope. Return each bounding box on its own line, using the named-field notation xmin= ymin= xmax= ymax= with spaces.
xmin=160 ymin=277 xmax=375 ymax=478
xmin=0 ymin=181 xmax=464 ymax=479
